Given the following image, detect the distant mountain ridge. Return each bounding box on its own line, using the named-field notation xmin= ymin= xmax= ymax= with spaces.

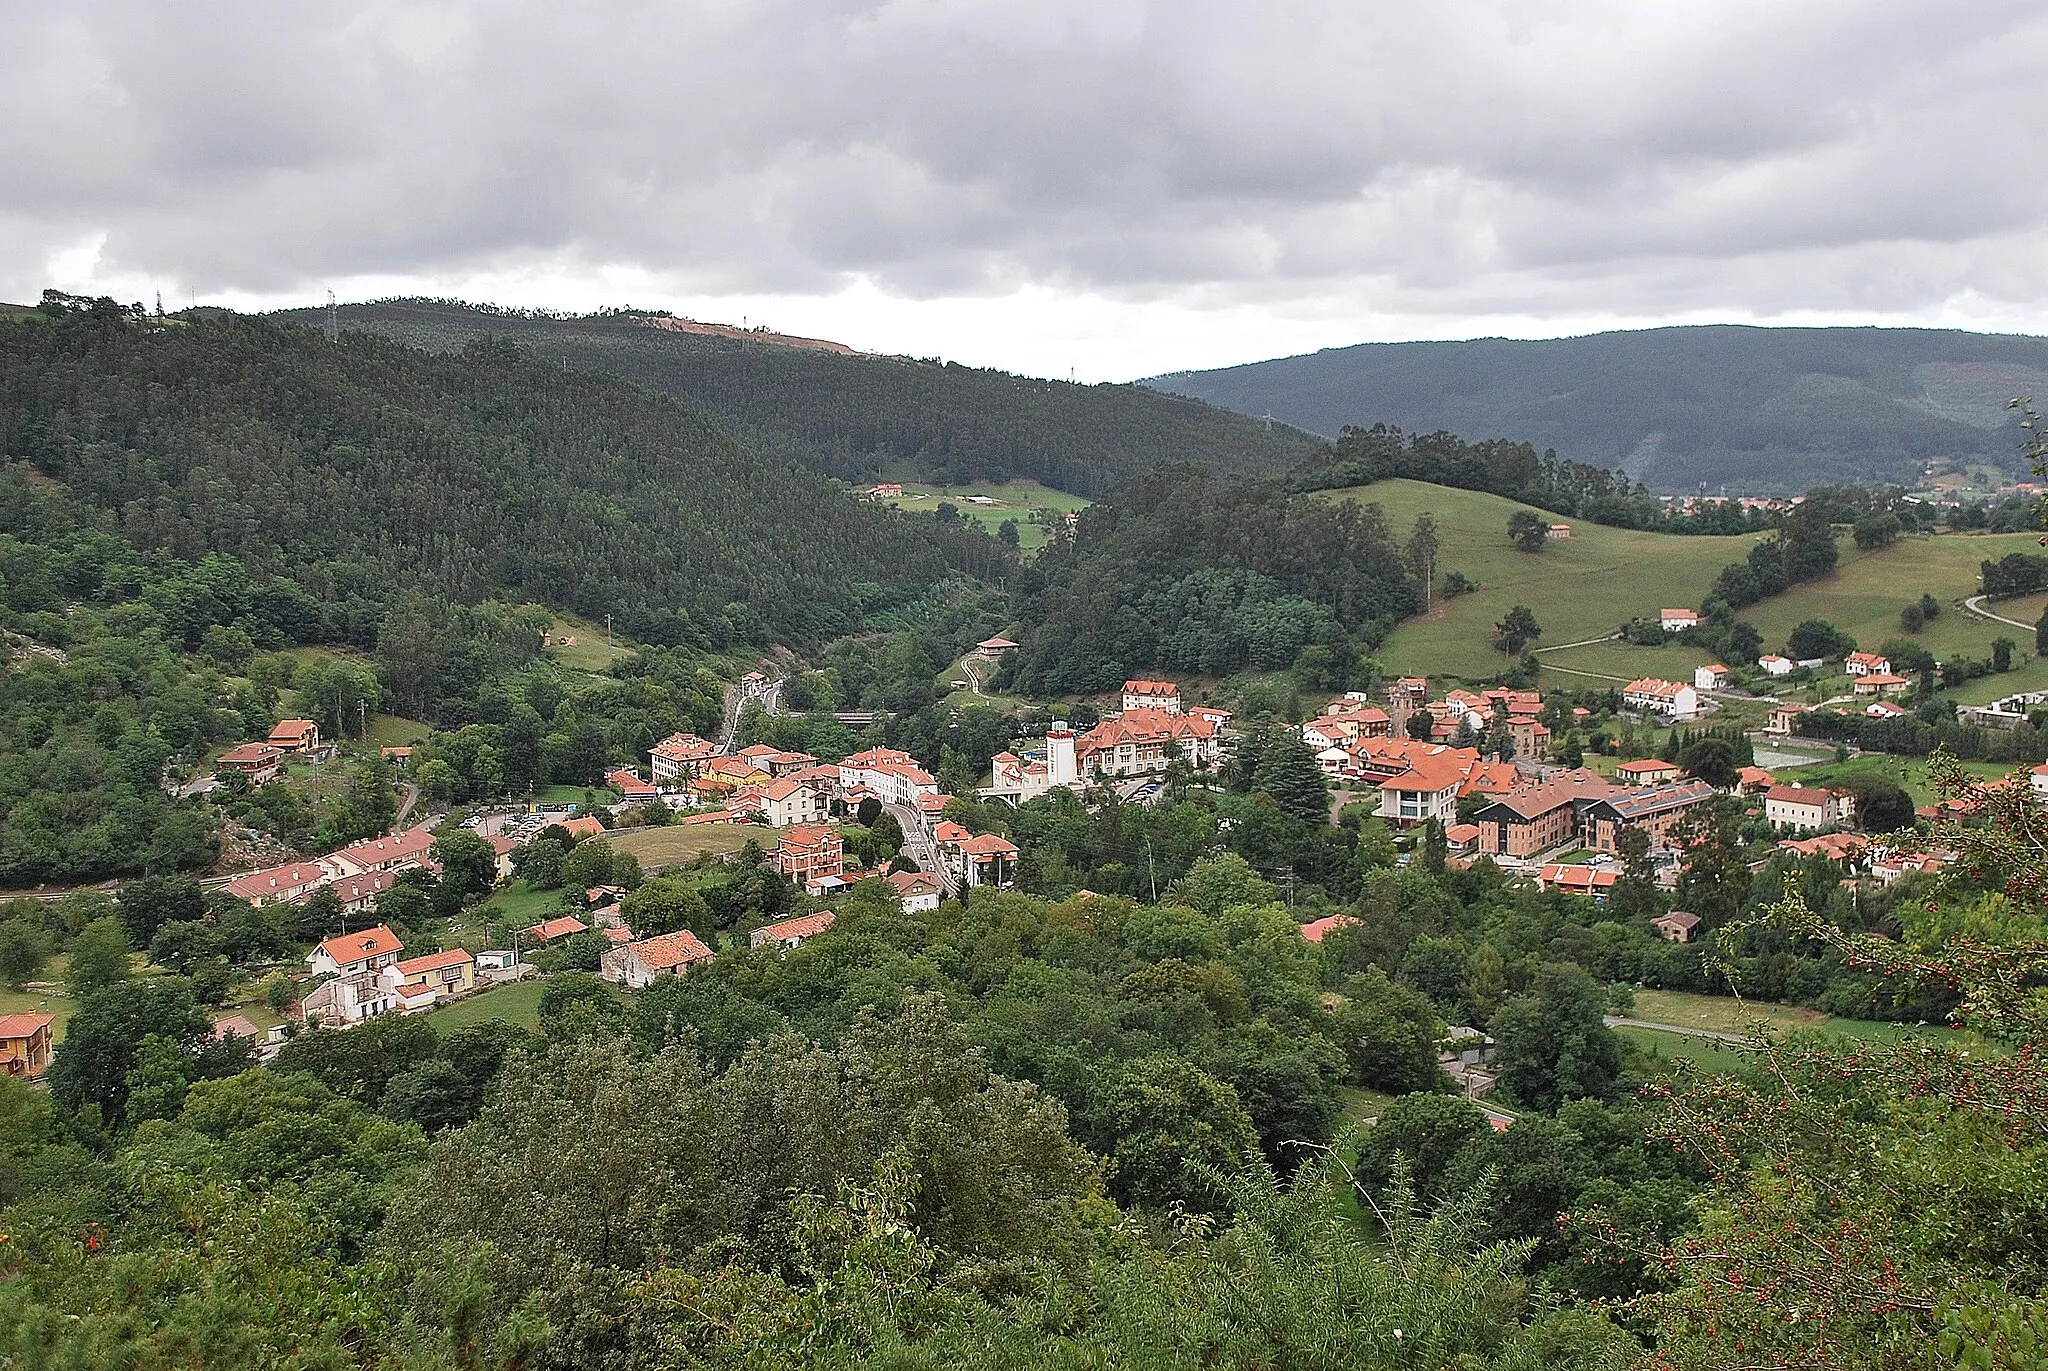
xmin=1144 ymin=325 xmax=2048 ymax=493
xmin=271 ymin=298 xmax=1321 ymax=497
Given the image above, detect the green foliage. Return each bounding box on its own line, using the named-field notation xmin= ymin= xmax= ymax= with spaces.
xmin=288 ymin=298 xmax=1319 ymax=497
xmin=47 ymin=977 xmax=230 ymax=1124
xmin=1508 ymin=509 xmax=1548 ymax=552
xmin=0 ymin=915 xmax=51 ymax=988
xmin=1495 ymin=604 xmax=1541 ymax=653
xmin=63 ymin=917 xmax=131 ymax=999
xmin=1008 ymin=465 xmax=1414 ymax=693
xmin=620 ymin=876 xmax=712 ymax=939
xmin=1490 ymin=964 xmax=1623 ymax=1112
xmin=1786 ymin=617 xmax=1857 ymax=660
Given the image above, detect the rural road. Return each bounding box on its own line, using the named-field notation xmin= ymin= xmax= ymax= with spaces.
xmin=1964 ymin=595 xmax=2036 ymax=632
xmin=1604 ymin=1015 xmax=1759 ymax=1046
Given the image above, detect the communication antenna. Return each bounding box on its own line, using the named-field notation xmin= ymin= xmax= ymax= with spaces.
xmin=1262 ymin=412 xmax=1275 ymax=431
xmin=326 ymin=290 xmax=338 ymax=341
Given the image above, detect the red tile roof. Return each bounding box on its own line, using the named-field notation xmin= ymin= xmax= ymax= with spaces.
xmin=314 ymin=924 xmax=404 ymax=966
xmin=1299 ymin=914 xmax=1360 ymax=943
xmin=0 ymin=1013 xmax=54 ymax=1040
xmin=759 ymin=910 xmax=837 ymax=944
xmin=622 ymin=929 xmax=716 ymax=972
xmin=395 ymin=948 xmax=474 ymax=976
xmin=526 ymin=916 xmax=588 ymax=943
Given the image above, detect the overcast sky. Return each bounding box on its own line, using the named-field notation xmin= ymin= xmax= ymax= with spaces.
xmin=4 ymin=2 xmax=2044 ymax=380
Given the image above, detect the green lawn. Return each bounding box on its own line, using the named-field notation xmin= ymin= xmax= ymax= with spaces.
xmin=876 ymin=479 xmax=1089 ymax=551
xmin=1781 ymin=754 xmax=2018 ymax=806
xmin=426 ymin=980 xmax=551 ymax=1033
xmin=0 ymin=984 xmax=76 ymax=1043
xmin=1617 ymin=1024 xmax=1758 ymax=1077
xmin=1626 ymin=988 xmax=1983 ymax=1047
xmin=363 ymin=714 xmax=431 ymax=748
xmin=1320 ymin=480 xmax=1760 ymax=682
xmin=473 ymin=880 xmax=574 ymax=933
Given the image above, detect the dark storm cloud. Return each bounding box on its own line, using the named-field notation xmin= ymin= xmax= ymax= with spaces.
xmin=2 ymin=0 xmax=2044 ymax=325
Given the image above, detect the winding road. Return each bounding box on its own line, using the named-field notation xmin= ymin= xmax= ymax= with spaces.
xmin=1964 ymin=595 xmax=2036 ymax=632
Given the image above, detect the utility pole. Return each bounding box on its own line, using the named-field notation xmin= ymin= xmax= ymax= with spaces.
xmin=605 ymin=614 xmax=613 ymax=654
xmin=327 ymin=290 xmax=338 ymax=341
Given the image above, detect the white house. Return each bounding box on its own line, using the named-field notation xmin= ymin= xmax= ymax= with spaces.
xmin=1693 ymin=663 xmax=1731 ymax=692
xmin=1622 ymin=678 xmax=1700 ymax=720
xmin=838 ymin=747 xmax=939 ymax=806
xmin=1758 ymin=655 xmax=1795 ymax=676
xmin=1845 ymin=651 xmax=1892 ymax=677
xmin=1661 ymin=609 xmax=1699 ymax=633
xmin=1764 ymin=784 xmax=1857 ymax=833
xmin=302 ymin=924 xmax=407 ymax=1025
xmin=888 ymin=869 xmax=943 ymax=913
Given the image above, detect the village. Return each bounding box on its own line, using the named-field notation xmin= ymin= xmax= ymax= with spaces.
xmin=1 ymin=614 xmax=1988 ymax=1082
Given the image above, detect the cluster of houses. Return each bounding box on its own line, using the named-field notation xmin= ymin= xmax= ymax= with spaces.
xmin=221 ymin=822 xmax=482 ymax=914
xmin=1763 ymin=652 xmax=1918 ymax=736
xmin=214 ymin=717 xmax=329 ymax=786
xmin=983 ymin=680 xmax=1232 ymax=804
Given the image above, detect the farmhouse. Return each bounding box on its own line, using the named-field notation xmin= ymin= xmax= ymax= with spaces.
xmin=1693 ymin=664 xmax=1731 ymax=691
xmin=1534 ymin=865 xmax=1620 ymax=898
xmin=1653 ymin=910 xmax=1703 ymax=943
xmin=1758 ymin=655 xmax=1795 ymax=676
xmin=1845 ymin=651 xmax=1893 ymax=677
xmin=1660 ymin=609 xmax=1699 ymax=633
xmin=939 ymin=831 xmax=1020 ymax=889
xmin=0 ymin=1014 xmax=54 ymax=1078
xmin=601 ymin=929 xmax=716 ymax=988
xmin=750 ymin=910 xmax=837 ymax=950
xmin=267 ymin=718 xmax=321 ymax=753
xmin=218 ymin=742 xmax=285 ymax=785
xmin=1614 ymin=758 xmax=1681 ymax=786
xmin=1851 ymin=672 xmax=1911 ymax=698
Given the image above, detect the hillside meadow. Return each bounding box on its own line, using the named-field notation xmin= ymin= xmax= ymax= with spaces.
xmin=1321 ymin=479 xmax=1758 ymax=681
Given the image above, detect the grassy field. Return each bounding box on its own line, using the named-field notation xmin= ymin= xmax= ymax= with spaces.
xmin=545 ymin=614 xmax=633 ymax=672
xmin=1322 ymin=480 xmax=1760 ymax=681
xmin=426 ymin=980 xmax=551 ymax=1033
xmin=0 ymin=984 xmax=76 ymax=1042
xmin=606 ymin=823 xmax=783 ymax=868
xmin=1745 ymin=530 xmax=2048 ymax=671
xmin=876 ymin=479 xmax=1090 ymax=551
xmin=1628 ymin=988 xmax=1977 ymax=1044
xmin=1616 ymin=1024 xmax=1757 ymax=1077
xmin=1772 ymin=753 xmax=2016 ymax=806
xmin=473 ymin=880 xmax=573 ymax=932
xmin=363 ymin=714 xmax=431 ymax=748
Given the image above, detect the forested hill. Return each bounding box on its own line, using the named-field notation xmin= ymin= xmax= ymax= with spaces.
xmin=0 ymin=309 xmax=998 ymax=647
xmin=1145 ymin=325 xmax=2048 ymax=493
xmin=270 ymin=298 xmax=1322 ymax=497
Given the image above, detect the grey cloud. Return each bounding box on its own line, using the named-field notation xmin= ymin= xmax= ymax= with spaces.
xmin=1 ymin=0 xmax=2044 ymax=335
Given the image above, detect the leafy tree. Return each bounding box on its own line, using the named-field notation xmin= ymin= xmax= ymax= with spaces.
xmin=1844 ymin=777 xmax=1915 ymax=834
xmin=1327 ymin=968 xmax=1444 ymax=1095
xmin=511 ymin=836 xmax=567 ymax=889
xmin=1508 ymin=509 xmax=1548 ymax=552
xmin=619 ymin=876 xmax=713 ymax=939
xmin=1489 ymin=964 xmax=1623 ymax=1112
xmin=1852 ymin=511 xmax=1902 ymax=550
xmin=1679 ymin=735 xmax=1737 ymax=789
xmin=115 ymin=874 xmax=208 ymax=947
xmin=1994 ymin=636 xmax=2016 ymax=673
xmin=148 ymin=919 xmax=222 ymax=974
xmin=1495 ymin=605 xmax=1542 ymax=654
xmin=1353 ymin=1092 xmax=1492 ymax=1209
xmin=64 ymin=917 xmax=132 ymax=999
xmin=379 ymin=1058 xmax=475 ymax=1133
xmin=273 ymin=1013 xmax=440 ymax=1103
xmin=1786 ymin=618 xmax=1855 ymax=661
xmin=47 ymin=978 xmax=217 ymax=1123
xmin=1093 ymin=1053 xmax=1258 ymax=1208
xmin=1406 ymin=513 xmax=1441 ymax=607
xmin=431 ymin=829 xmax=499 ymax=913
xmin=122 ymin=1032 xmax=191 ymax=1124
xmin=0 ymin=916 xmax=51 ymax=988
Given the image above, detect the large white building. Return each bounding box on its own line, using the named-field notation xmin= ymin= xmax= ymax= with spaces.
xmin=838 ymin=747 xmax=939 ymax=806
xmin=1077 ymin=708 xmax=1221 ymax=778
xmin=983 ymin=723 xmax=1079 ymax=804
